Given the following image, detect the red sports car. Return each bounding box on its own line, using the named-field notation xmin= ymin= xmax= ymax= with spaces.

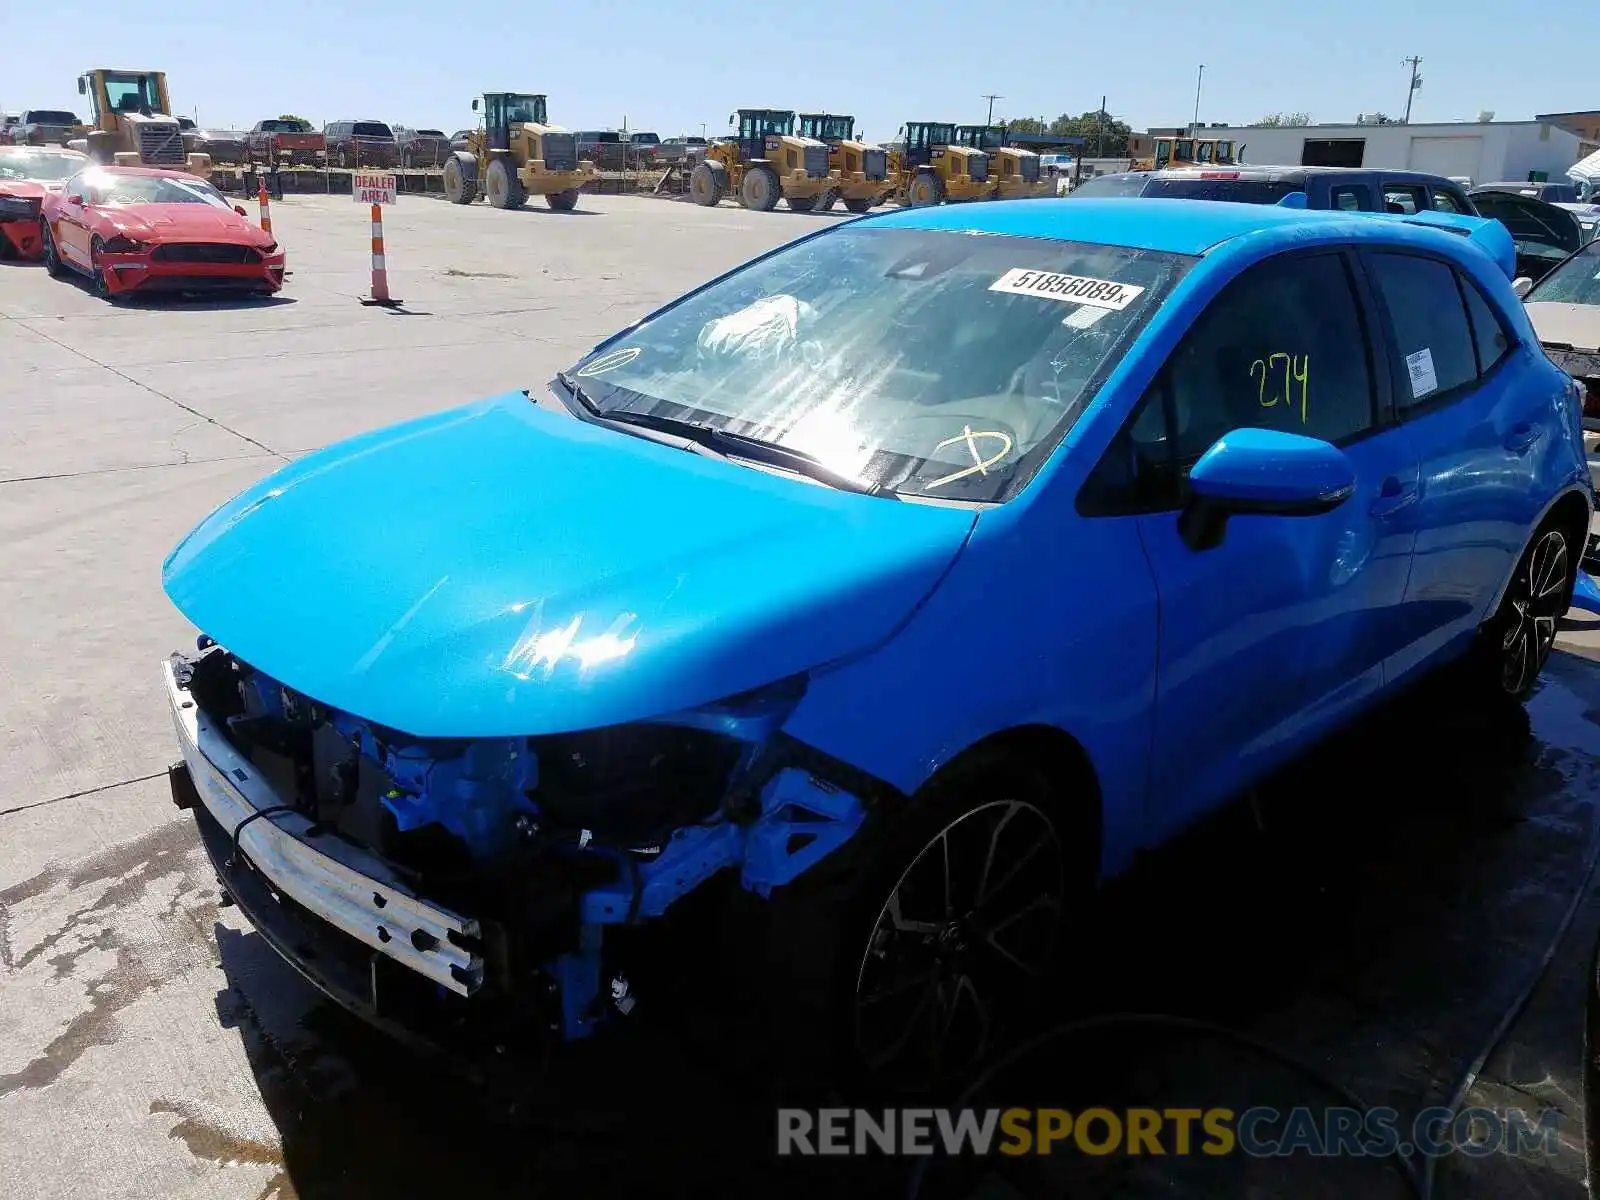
xmin=39 ymin=165 xmax=285 ymax=300
xmin=0 ymin=145 xmax=87 ymax=259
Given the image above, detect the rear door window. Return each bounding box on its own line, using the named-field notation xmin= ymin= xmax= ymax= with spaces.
xmin=1430 ymin=189 xmax=1471 ymax=214
xmin=1330 ymin=184 xmax=1369 ymax=211
xmin=1381 ymin=185 xmax=1428 ymax=215
xmin=1364 ymin=252 xmax=1479 ymax=408
xmin=1460 ymin=275 xmax=1513 ymax=374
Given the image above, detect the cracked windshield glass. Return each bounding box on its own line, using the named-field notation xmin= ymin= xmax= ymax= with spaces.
xmin=567 ymin=225 xmax=1192 ymax=502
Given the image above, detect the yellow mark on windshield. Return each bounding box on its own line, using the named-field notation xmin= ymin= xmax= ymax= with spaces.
xmin=1252 ymin=352 xmax=1310 ymax=424
xmin=925 ymin=427 xmax=1014 ymax=490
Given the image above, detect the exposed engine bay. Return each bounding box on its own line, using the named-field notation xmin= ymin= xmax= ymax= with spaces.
xmin=169 ymin=639 xmax=873 ymax=1052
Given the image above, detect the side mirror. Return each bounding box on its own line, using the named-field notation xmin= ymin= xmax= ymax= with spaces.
xmin=1179 ymin=428 xmax=1356 ymax=551
xmin=472 ymin=98 xmax=479 ymax=111
xmin=65 ymin=193 xmax=83 ymax=206
xmin=77 ymin=77 xmax=86 ymax=95
xmin=234 ymin=205 xmax=248 ymax=216
xmin=1512 ymin=276 xmax=1533 ymax=299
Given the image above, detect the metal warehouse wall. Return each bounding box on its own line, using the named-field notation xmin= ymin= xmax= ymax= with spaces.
xmin=1208 ymin=122 xmax=1583 ymax=183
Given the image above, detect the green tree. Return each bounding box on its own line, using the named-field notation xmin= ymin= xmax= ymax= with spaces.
xmin=1003 ymin=117 xmax=1047 ymax=134
xmin=1042 ymin=110 xmax=1132 ymax=155
xmin=1251 ymin=112 xmax=1313 ymax=127
xmin=277 ymin=113 xmax=312 ymax=128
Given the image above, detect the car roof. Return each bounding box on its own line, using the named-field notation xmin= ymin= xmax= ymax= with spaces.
xmin=76 ymin=164 xmax=206 ymax=179
xmin=869 ymin=196 xmax=1505 ymax=264
xmin=1151 ymin=165 xmax=1459 ymax=185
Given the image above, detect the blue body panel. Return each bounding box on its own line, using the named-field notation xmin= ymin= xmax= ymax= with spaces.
xmin=163 ymin=393 xmax=975 ymax=738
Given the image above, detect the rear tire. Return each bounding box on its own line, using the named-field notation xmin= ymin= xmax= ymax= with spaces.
xmin=907 ymin=172 xmax=945 ymax=207
xmin=739 ymin=164 xmax=780 ymax=212
xmin=786 ymin=195 xmax=815 ymax=213
xmin=443 ymin=153 xmax=478 ymax=204
xmin=546 ymin=189 xmax=580 ymax=212
xmin=485 ymin=158 xmax=525 ymax=209
xmin=689 ymin=161 xmax=725 ymax=206
xmin=843 ymin=197 xmax=873 ymax=214
xmin=1465 ymin=520 xmax=1576 ymax=701
xmin=815 ymin=188 xmax=840 ymax=213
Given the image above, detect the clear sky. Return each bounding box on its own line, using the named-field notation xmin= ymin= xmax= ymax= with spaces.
xmin=6 ymin=1 xmax=1589 ymax=140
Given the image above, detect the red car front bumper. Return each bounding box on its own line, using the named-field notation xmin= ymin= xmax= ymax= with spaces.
xmin=98 ymin=247 xmax=286 ymax=296
xmin=0 ymin=214 xmax=43 ymax=259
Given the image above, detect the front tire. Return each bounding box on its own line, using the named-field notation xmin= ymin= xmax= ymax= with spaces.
xmin=88 ymin=235 xmax=117 ymax=302
xmin=546 ymin=189 xmax=580 ymax=212
xmin=443 ymin=153 xmax=478 ymax=204
xmin=763 ymin=758 xmax=1079 ymax=1098
xmin=40 ymin=219 xmax=64 ymax=277
xmin=689 ymin=161 xmax=725 ymax=206
xmin=907 ymin=172 xmax=945 ymax=207
xmin=1470 ymin=521 xmax=1576 ymax=700
xmin=843 ymin=196 xmax=873 ymax=214
xmin=485 ymin=158 xmax=525 ymax=209
xmin=739 ymin=164 xmax=780 ymax=212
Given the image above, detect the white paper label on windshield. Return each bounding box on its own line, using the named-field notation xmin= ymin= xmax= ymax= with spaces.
xmin=1405 ymin=347 xmax=1438 ymax=398
xmin=1062 ymin=305 xmax=1111 ymax=329
xmin=990 ymin=268 xmax=1145 ymax=311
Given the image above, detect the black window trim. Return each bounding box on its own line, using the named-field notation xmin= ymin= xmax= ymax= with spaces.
xmin=1076 ymin=245 xmax=1391 ymax=519
xmin=1357 ymin=246 xmax=1518 ymax=423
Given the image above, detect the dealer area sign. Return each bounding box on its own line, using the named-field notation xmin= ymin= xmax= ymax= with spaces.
xmin=353 ymin=172 xmax=398 ymax=205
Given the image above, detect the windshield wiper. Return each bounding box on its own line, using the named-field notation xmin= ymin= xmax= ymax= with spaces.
xmin=555 ymin=372 xmax=892 ymax=499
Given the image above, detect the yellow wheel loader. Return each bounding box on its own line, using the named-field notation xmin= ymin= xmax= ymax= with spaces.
xmin=796 ymin=114 xmax=893 ymax=213
xmin=68 ymin=70 xmax=211 ymax=176
xmin=1129 ymin=134 xmax=1238 ymax=172
xmin=443 ymin=93 xmax=596 ymax=212
xmin=688 ymin=109 xmax=833 ymax=212
xmin=954 ymin=126 xmax=1051 ymax=200
xmin=890 ymin=122 xmax=990 ymax=206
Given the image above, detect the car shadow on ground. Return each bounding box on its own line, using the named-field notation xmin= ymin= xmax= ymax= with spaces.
xmin=44 ymin=270 xmax=297 ymax=309
xmin=206 ymin=653 xmax=1600 ymax=1200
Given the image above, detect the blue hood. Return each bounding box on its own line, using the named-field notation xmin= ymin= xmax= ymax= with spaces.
xmin=163 ymin=393 xmax=976 ymax=738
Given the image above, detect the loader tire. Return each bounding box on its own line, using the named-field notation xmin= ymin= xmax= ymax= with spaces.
xmin=689 ymin=161 xmax=725 ymax=206
xmin=740 ymin=165 xmax=780 ymax=212
xmin=907 ymin=172 xmax=945 ymax=207
xmin=843 ymin=197 xmax=873 ymax=214
xmin=485 ymin=158 xmax=525 ymax=209
xmin=815 ymin=188 xmax=839 ymax=212
xmin=443 ymin=153 xmax=478 ymax=204
xmin=786 ymin=195 xmax=815 ymax=213
xmin=546 ymin=189 xmax=580 ymax=212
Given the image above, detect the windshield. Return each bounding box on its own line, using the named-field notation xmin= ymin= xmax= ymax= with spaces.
xmin=1143 ymin=178 xmax=1301 ymax=203
xmin=0 ymin=150 xmax=83 ymax=182
xmin=564 ymin=226 xmax=1191 ymax=503
xmin=504 ymin=95 xmax=547 ymax=124
xmin=74 ymin=169 xmax=231 ymax=209
xmin=742 ymin=113 xmax=794 ymax=138
xmin=1526 ymin=240 xmax=1600 ymax=304
xmin=352 ymin=122 xmax=392 ymax=138
xmin=631 ymin=132 xmax=660 ymax=144
xmin=1066 ymin=174 xmax=1150 ymax=198
xmin=101 ymin=73 xmax=163 ymax=114
xmin=261 ymin=119 xmax=311 ymax=133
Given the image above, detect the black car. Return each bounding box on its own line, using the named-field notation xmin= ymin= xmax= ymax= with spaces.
xmin=1068 ymin=165 xmax=1477 ymax=215
xmin=1468 ymin=186 xmax=1583 ymax=285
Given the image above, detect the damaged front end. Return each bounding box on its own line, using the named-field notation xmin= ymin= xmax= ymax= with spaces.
xmin=166 ymin=638 xmax=879 ymax=1061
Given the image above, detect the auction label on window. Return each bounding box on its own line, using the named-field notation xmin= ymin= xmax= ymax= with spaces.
xmin=990 ymin=268 xmax=1144 ymax=311
xmin=1405 ymin=347 xmax=1438 ymax=398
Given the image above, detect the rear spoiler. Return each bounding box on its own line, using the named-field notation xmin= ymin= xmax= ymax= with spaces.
xmin=1270 ymin=194 xmax=1517 ymax=280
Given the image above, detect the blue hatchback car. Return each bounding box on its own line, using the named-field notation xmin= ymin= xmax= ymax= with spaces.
xmin=162 ymin=198 xmax=1594 ymax=1092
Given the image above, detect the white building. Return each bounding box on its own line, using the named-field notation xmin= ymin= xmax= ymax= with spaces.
xmin=1191 ymin=119 xmax=1584 ymax=186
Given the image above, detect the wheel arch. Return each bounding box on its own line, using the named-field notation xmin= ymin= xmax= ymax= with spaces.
xmin=912 ymin=723 xmax=1104 ymax=880
xmin=1483 ymin=485 xmax=1595 ymax=619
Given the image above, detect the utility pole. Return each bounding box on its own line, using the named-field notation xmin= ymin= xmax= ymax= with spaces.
xmin=1097 ymin=96 xmax=1106 ymax=158
xmin=982 ymin=94 xmax=1003 ymax=126
xmin=1402 ymin=56 xmax=1422 ymax=124
xmin=1192 ymin=65 xmax=1204 ymax=133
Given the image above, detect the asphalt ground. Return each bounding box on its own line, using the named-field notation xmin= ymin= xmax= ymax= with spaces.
xmin=3 ymin=191 xmax=1600 ymax=1200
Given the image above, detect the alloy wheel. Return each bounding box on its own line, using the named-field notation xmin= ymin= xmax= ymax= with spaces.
xmin=854 ymin=799 xmax=1064 ymax=1091
xmin=1501 ymin=529 xmax=1569 ymax=694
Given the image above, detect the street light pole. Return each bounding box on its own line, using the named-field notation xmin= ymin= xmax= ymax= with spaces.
xmin=1192 ymin=65 xmax=1204 ymax=133
xmin=982 ymin=94 xmax=1003 ymax=126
